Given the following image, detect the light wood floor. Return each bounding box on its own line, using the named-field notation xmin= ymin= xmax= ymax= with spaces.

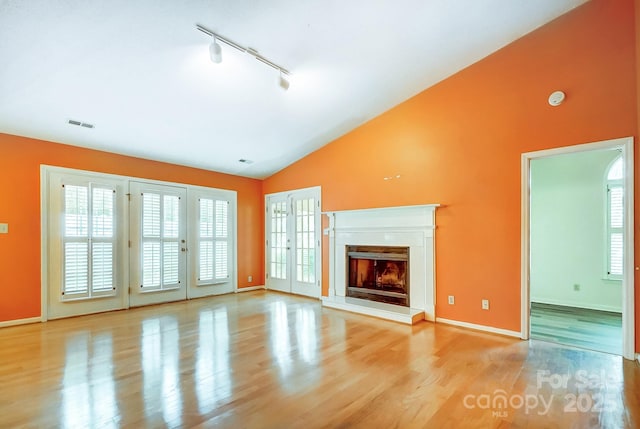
xmin=1 ymin=291 xmax=638 ymax=428
xmin=531 ymin=302 xmax=623 ymax=355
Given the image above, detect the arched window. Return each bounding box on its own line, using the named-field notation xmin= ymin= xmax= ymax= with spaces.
xmin=606 ymin=156 xmax=623 ymax=279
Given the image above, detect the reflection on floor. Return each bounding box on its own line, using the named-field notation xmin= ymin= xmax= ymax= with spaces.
xmin=530 ymin=302 xmax=622 ymax=355
xmin=1 ymin=292 xmax=638 ymax=428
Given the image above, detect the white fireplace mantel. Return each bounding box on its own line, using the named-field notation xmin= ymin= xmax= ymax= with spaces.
xmin=322 ymin=204 xmax=439 ymax=324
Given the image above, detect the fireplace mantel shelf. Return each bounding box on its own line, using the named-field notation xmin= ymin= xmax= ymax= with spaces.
xmin=322 ymin=203 xmax=440 ymax=216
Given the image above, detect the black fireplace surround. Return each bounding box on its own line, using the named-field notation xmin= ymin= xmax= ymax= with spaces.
xmin=346 ymin=245 xmax=409 ymax=307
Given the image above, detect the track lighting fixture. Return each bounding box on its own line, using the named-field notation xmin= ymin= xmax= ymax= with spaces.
xmin=196 ymin=24 xmax=291 ymax=90
xmin=278 ymin=71 xmax=290 ymax=91
xmin=209 ymin=35 xmax=222 ymax=63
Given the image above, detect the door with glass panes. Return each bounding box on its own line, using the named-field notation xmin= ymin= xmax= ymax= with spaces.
xmin=187 ymin=188 xmax=234 ymax=298
xmin=47 ymin=171 xmax=128 ymax=319
xmin=265 ymin=187 xmax=320 ymax=298
xmin=129 ymin=182 xmax=187 ymax=306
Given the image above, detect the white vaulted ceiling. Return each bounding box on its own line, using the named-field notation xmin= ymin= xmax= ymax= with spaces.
xmin=0 ymin=0 xmax=587 ymax=178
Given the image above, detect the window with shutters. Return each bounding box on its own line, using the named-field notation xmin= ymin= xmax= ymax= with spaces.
xmin=606 ymin=156 xmax=623 ymax=280
xmin=62 ymin=183 xmax=116 ymax=299
xmin=197 ymin=198 xmax=229 ymax=285
xmin=141 ymin=192 xmax=181 ymax=290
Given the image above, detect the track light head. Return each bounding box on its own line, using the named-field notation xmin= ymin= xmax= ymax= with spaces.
xmin=279 ymin=71 xmax=290 ymax=91
xmin=209 ymin=37 xmax=222 ymax=63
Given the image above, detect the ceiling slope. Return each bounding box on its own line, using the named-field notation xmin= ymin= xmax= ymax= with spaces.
xmin=0 ymin=0 xmax=587 ymax=178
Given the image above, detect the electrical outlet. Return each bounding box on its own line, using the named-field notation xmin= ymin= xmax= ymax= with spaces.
xmin=248 ymin=275 xmax=253 ymax=282
xmin=0 ymin=223 xmax=7 ymax=234
xmin=573 ymin=284 xmax=580 ymax=291
xmin=482 ymin=299 xmax=490 ymax=310
xmin=448 ymin=295 xmax=455 ymax=305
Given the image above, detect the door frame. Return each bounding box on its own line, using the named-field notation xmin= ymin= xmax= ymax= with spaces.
xmin=265 ymin=186 xmax=322 ymax=298
xmin=520 ymin=137 xmax=635 ymax=360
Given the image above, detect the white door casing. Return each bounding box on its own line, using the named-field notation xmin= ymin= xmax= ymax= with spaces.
xmin=521 ymin=137 xmax=635 ymax=360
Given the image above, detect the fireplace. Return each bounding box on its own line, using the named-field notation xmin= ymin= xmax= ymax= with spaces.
xmin=346 ymin=245 xmax=409 ymax=306
xmin=322 ymin=204 xmax=438 ymax=324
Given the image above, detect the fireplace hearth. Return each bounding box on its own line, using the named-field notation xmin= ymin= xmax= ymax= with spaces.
xmin=347 ymin=245 xmax=409 ymax=306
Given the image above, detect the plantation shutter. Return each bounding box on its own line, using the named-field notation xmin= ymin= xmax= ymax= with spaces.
xmin=62 ymin=183 xmax=116 ymax=299
xmin=608 ymin=184 xmax=623 ymax=277
xmin=141 ymin=192 xmax=181 ymax=289
xmin=197 ymin=198 xmax=229 ymax=285
xmin=215 ymin=200 xmax=229 ymax=279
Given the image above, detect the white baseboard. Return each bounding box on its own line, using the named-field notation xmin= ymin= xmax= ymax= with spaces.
xmin=530 ymin=298 xmax=622 ymax=314
xmin=236 ymin=285 xmax=265 ymax=293
xmin=0 ymin=316 xmax=42 ymax=328
xmin=436 ymin=317 xmax=522 ymax=338
xmin=636 ymin=353 xmax=640 ymax=364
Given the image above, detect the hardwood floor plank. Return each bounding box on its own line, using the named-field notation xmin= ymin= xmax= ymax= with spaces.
xmin=0 ymin=292 xmax=638 ymax=428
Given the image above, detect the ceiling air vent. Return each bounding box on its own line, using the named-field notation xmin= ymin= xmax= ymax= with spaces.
xmin=68 ymin=119 xmax=95 ymax=129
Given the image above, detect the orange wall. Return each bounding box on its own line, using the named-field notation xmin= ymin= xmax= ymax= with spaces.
xmin=0 ymin=133 xmax=264 ymax=322
xmin=264 ymin=0 xmax=638 ymax=339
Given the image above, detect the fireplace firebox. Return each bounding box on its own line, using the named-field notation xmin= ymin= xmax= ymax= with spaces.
xmin=346 ymin=245 xmax=409 ymax=307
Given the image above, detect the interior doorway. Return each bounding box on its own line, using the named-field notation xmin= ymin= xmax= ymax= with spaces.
xmin=521 ymin=137 xmax=635 ymax=360
xmin=265 ymin=187 xmax=321 ymax=298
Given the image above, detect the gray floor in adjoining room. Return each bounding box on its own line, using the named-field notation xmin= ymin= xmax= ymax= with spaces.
xmin=530 ymin=302 xmax=622 ymax=355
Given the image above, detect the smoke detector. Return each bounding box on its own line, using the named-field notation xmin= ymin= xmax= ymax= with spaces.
xmin=548 ymin=91 xmax=565 ymax=106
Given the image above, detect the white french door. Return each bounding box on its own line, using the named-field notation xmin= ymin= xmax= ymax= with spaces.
xmin=46 ymin=170 xmax=128 ymax=319
xmin=129 ymin=182 xmax=187 ymax=307
xmin=265 ymin=187 xmax=321 ymax=298
xmin=187 ymin=187 xmax=235 ymax=298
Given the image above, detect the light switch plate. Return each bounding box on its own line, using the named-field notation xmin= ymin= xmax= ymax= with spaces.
xmin=0 ymin=223 xmax=8 ymax=234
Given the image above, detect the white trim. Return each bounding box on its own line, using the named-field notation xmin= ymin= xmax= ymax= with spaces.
xmin=621 ymin=139 xmax=635 ymax=360
xmin=521 ymin=137 xmax=635 ymax=360
xmin=235 ymin=285 xmax=266 ymax=292
xmin=0 ymin=317 xmax=42 ymax=328
xmin=322 ymin=203 xmax=440 ymax=216
xmin=40 ymin=165 xmax=49 ymax=322
xmin=531 ymin=299 xmax=622 ymax=314
xmin=436 ymin=317 xmax=522 ymax=338
xmin=636 ymin=354 xmax=640 ymax=364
